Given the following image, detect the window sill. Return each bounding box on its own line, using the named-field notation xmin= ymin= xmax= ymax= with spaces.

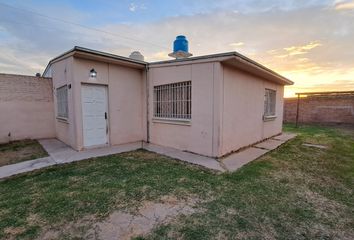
xmin=263 ymin=115 xmax=277 ymax=122
xmin=152 ymin=118 xmax=191 ymax=126
xmin=56 ymin=117 xmax=69 ymax=123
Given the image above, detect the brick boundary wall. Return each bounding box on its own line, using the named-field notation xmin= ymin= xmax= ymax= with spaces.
xmin=284 ymin=94 xmax=354 ymax=125
xmin=0 ymin=73 xmax=55 ymax=143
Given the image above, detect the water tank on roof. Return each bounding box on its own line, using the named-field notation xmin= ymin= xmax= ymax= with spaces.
xmin=129 ymin=51 xmax=144 ymax=61
xmin=174 ymin=35 xmax=189 ymax=52
xmin=168 ymin=35 xmax=193 ymax=59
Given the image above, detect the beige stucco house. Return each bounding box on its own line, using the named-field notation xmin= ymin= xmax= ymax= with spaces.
xmin=42 ymin=46 xmax=293 ymax=158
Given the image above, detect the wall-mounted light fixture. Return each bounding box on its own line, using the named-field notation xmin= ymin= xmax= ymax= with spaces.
xmin=90 ymin=68 xmax=97 ymax=78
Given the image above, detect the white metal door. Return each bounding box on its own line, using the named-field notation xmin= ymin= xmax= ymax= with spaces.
xmin=81 ymin=84 xmax=108 ymax=147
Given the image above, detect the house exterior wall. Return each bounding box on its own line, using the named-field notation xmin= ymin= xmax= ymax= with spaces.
xmin=148 ymin=62 xmax=222 ymax=157
xmin=51 ymin=57 xmax=77 ymax=148
xmin=0 ymin=73 xmax=55 ymax=143
xmin=148 ymin=62 xmax=285 ymax=158
xmin=51 ymin=57 xmax=145 ymax=150
xmin=220 ymin=65 xmax=284 ymax=156
xmin=106 ymin=62 xmax=145 ymax=145
xmin=49 ymin=53 xmax=286 ymax=155
xmin=72 ymin=57 xmax=144 ymax=150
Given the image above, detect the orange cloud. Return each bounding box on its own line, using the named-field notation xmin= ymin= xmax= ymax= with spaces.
xmin=335 ymin=1 xmax=354 ymax=10
xmin=145 ymin=51 xmax=170 ymax=61
xmin=229 ymin=42 xmax=245 ymax=48
xmin=282 ymin=69 xmax=354 ymax=98
xmin=267 ymin=41 xmax=322 ymax=60
xmin=283 ymin=41 xmax=322 ymax=56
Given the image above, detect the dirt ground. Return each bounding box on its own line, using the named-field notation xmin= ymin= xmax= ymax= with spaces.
xmin=0 ymin=139 xmax=48 ymax=167
xmin=1 ymin=125 xmax=353 ymax=240
xmin=38 ymin=196 xmax=199 ymax=240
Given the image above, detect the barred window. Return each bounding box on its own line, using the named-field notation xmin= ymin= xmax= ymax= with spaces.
xmin=264 ymin=88 xmax=276 ymax=117
xmin=153 ymin=81 xmax=191 ymax=120
xmin=57 ymin=85 xmax=68 ymax=118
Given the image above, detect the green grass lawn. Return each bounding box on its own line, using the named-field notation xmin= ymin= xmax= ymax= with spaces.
xmin=0 ymin=140 xmax=48 ymax=167
xmin=0 ymin=124 xmax=353 ymax=239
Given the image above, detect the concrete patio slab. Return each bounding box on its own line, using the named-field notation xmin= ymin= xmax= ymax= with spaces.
xmin=0 ymin=132 xmax=296 ymax=179
xmin=221 ymin=147 xmax=268 ymax=172
xmin=39 ymin=139 xmax=77 ymax=163
xmin=39 ymin=138 xmax=71 ymax=154
xmin=221 ymin=132 xmax=297 ymax=172
xmin=0 ymin=157 xmax=56 ymax=179
xmin=143 ymin=143 xmax=225 ymax=172
xmin=254 ymin=139 xmax=285 ymax=150
xmin=273 ymin=133 xmax=297 ymax=142
xmin=0 ymin=140 xmax=142 ymax=179
xmin=142 ymin=143 xmax=175 ymax=155
xmin=39 ymin=139 xmax=142 ymax=164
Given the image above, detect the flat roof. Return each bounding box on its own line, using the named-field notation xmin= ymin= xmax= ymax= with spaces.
xmin=43 ymin=46 xmax=147 ymax=76
xmin=43 ymin=46 xmax=293 ymax=85
xmin=149 ymin=51 xmax=293 ymax=85
xmin=51 ymin=46 xmax=147 ymax=65
xmin=149 ymin=52 xmax=237 ymax=65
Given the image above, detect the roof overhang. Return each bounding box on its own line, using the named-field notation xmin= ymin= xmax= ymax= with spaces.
xmin=149 ymin=51 xmax=293 ymax=85
xmin=43 ymin=47 xmax=293 ymax=86
xmin=43 ymin=46 xmax=146 ymax=76
xmin=221 ymin=55 xmax=293 ymax=86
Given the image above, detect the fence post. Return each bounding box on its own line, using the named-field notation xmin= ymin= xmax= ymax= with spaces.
xmin=295 ymin=93 xmax=300 ymax=128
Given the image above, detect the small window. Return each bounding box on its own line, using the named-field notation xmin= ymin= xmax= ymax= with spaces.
xmin=264 ymin=89 xmax=276 ymax=118
xmin=153 ymin=81 xmax=191 ymax=120
xmin=57 ymin=85 xmax=68 ymax=119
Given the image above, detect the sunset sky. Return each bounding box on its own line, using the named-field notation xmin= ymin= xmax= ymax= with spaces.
xmin=0 ymin=0 xmax=353 ymax=97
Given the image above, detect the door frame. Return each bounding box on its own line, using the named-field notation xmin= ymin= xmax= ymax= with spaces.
xmin=81 ymin=83 xmax=109 ymax=148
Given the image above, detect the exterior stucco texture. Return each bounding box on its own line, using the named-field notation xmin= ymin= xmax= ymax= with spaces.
xmin=1 ymin=49 xmax=288 ymax=157
xmin=0 ymin=74 xmax=55 ymax=143
xmin=221 ymin=66 xmax=284 ymax=156
xmin=50 ymin=57 xmax=145 ymax=151
xmin=148 ymin=63 xmax=284 ymax=158
xmin=148 ymin=63 xmax=218 ymax=157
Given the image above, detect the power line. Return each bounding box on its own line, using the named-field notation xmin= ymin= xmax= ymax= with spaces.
xmin=0 ymin=2 xmax=169 ymax=50
xmin=0 ymin=18 xmax=120 ymax=43
xmin=0 ymin=18 xmax=90 ymax=35
xmin=0 ymin=22 xmax=132 ymax=55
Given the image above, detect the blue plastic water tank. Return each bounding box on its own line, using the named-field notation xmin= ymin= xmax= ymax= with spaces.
xmin=173 ymin=35 xmax=189 ymax=53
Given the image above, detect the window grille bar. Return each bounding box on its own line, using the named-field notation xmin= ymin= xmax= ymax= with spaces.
xmin=264 ymin=89 xmax=276 ymax=117
xmin=57 ymin=85 xmax=68 ymax=118
xmin=153 ymin=81 xmax=191 ymax=120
